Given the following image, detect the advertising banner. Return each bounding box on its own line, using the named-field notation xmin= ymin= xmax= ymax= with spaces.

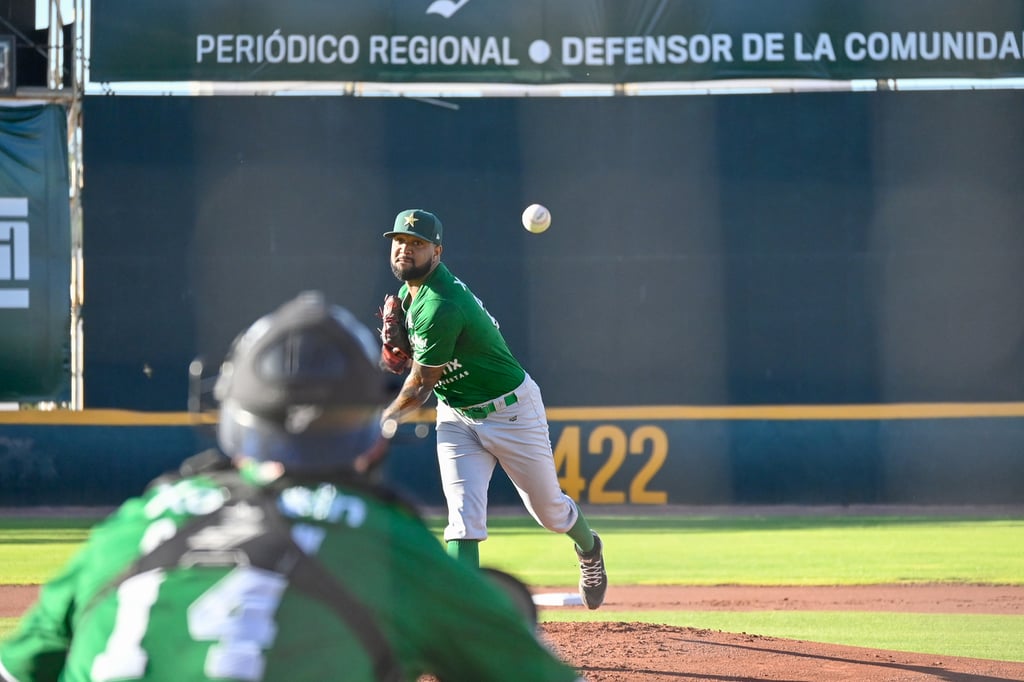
xmin=0 ymin=104 xmax=71 ymax=403
xmin=89 ymin=0 xmax=1024 ymax=84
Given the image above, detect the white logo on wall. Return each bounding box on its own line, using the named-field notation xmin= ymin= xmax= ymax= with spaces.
xmin=426 ymin=0 xmax=471 ymax=18
xmin=0 ymin=198 xmax=29 ymax=309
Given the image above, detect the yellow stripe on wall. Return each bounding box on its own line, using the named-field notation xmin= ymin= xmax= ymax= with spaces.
xmin=548 ymin=403 xmax=1024 ymax=421
xmin=3 ymin=403 xmax=1024 ymax=425
xmin=0 ymin=410 xmax=217 ymax=426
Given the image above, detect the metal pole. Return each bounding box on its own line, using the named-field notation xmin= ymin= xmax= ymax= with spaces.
xmin=68 ymin=0 xmax=85 ymax=409
xmin=69 ymin=0 xmax=83 ymax=405
xmin=48 ymin=0 xmax=65 ymax=90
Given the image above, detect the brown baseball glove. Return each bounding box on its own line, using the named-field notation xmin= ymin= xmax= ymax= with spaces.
xmin=377 ymin=294 xmax=412 ymax=374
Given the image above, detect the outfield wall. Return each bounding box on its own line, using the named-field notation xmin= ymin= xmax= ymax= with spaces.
xmin=2 ymin=408 xmax=1021 ymax=507
xmin=80 ymin=91 xmax=1024 ymax=410
xmin=5 ymin=89 xmax=1023 ymax=507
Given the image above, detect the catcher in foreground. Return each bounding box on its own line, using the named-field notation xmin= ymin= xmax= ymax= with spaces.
xmin=0 ymin=291 xmax=583 ymax=682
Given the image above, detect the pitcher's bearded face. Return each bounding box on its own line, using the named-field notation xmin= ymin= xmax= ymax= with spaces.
xmin=391 ymin=259 xmax=434 ymax=282
xmin=390 ymin=236 xmax=439 ymax=282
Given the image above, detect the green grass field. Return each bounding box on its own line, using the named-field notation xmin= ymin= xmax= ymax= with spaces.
xmin=2 ymin=513 xmax=1023 ymax=661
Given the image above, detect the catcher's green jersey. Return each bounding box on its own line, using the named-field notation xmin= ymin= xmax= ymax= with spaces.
xmin=0 ymin=467 xmax=578 ymax=682
xmin=399 ymin=263 xmax=526 ymax=408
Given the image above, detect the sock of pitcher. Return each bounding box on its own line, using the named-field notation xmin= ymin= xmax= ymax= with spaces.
xmin=447 ymin=539 xmax=480 ymax=568
xmin=567 ymin=510 xmax=596 ymax=553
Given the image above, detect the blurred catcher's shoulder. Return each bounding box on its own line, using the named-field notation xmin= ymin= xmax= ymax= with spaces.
xmin=146 ymin=449 xmax=233 ymax=490
xmin=481 ymin=567 xmax=538 ymax=630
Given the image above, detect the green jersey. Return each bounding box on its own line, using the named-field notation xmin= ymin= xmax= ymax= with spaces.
xmin=0 ymin=466 xmax=578 ymax=682
xmin=400 ymin=263 xmax=526 ymax=408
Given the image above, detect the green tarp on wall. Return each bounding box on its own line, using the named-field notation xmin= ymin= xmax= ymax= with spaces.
xmin=0 ymin=104 xmax=71 ymax=403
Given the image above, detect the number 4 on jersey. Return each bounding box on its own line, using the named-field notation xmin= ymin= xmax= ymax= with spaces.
xmin=91 ymin=567 xmax=287 ymax=682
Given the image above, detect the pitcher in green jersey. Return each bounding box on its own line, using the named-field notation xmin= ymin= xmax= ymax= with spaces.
xmin=379 ymin=209 xmax=608 ymax=610
xmin=0 ymin=291 xmax=582 ymax=682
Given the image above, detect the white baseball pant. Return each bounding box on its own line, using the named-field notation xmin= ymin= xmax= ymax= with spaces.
xmin=435 ymin=374 xmax=579 ymax=541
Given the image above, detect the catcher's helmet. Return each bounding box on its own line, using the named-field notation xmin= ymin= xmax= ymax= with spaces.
xmin=213 ymin=291 xmax=389 ymax=475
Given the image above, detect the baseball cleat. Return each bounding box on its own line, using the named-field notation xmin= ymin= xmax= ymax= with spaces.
xmin=576 ymin=531 xmax=607 ymax=609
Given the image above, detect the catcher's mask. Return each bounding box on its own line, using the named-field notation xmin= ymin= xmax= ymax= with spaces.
xmin=212 ymin=291 xmax=391 ymax=476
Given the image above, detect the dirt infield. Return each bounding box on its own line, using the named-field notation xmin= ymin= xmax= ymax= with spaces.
xmin=535 ymin=584 xmax=1024 ymax=682
xmin=6 ymin=583 xmax=1024 ymax=681
xmin=540 ymin=621 xmax=1024 ymax=682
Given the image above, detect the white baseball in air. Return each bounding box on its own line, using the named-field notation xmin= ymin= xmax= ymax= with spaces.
xmin=522 ymin=203 xmax=551 ymax=234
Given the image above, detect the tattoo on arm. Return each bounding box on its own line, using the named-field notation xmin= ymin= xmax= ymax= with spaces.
xmin=382 ymin=363 xmax=445 ymax=424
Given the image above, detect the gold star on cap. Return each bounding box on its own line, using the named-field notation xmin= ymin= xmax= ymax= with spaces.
xmin=403 ymin=213 xmax=419 ymax=227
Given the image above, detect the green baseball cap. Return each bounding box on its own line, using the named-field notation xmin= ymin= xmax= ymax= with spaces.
xmin=383 ymin=209 xmax=443 ymax=245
